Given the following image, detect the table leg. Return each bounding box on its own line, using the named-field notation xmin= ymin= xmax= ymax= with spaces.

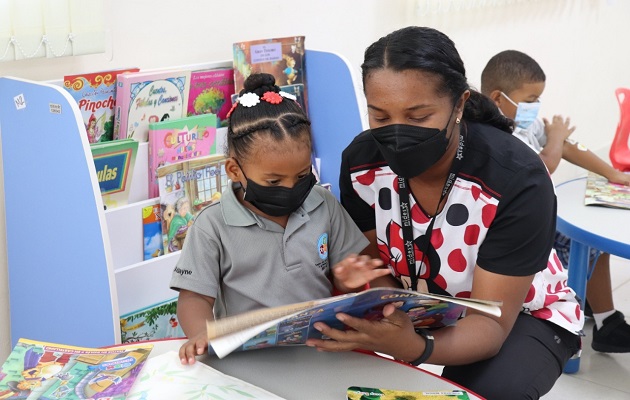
xmin=563 ymin=239 xmax=589 ymax=374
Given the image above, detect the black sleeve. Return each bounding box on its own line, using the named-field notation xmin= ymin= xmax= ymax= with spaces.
xmin=476 ymin=166 xmax=557 ymax=276
xmin=339 ymin=144 xmax=377 ymax=232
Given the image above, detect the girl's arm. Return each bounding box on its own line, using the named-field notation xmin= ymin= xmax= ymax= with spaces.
xmin=177 ymin=289 xmax=215 ymax=364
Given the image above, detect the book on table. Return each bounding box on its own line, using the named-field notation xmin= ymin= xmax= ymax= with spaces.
xmin=206 ymin=287 xmax=502 ymax=359
xmin=584 ymin=171 xmax=630 ymax=210
xmin=0 ymin=338 xmax=152 ymax=399
xmin=347 ymin=386 xmax=471 ymax=399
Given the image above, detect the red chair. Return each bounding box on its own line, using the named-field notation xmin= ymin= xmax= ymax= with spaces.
xmin=610 ymin=88 xmax=630 ymax=171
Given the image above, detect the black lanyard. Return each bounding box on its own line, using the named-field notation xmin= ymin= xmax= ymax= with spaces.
xmin=398 ymin=130 xmax=466 ymax=292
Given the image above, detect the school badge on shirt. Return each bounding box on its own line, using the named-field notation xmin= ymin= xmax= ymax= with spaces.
xmin=317 ymin=233 xmax=328 ymax=260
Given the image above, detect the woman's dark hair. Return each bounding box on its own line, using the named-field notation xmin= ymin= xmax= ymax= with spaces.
xmin=361 ymin=26 xmax=513 ymax=133
xmin=226 ymin=73 xmax=312 ymax=160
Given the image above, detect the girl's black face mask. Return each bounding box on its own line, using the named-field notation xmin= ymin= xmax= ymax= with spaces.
xmin=238 ymin=165 xmax=316 ymax=217
xmin=370 ymin=117 xmax=454 ymax=179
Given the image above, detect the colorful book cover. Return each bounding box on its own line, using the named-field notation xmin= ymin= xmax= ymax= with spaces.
xmin=90 ymin=138 xmax=139 ymax=210
xmin=584 ymin=171 xmax=630 ymax=210
xmin=114 ymin=69 xmax=191 ymax=142
xmin=187 ymin=68 xmax=235 ymax=127
xmin=63 ymin=68 xmax=140 ymax=143
xmin=347 ymin=387 xmax=470 ymax=400
xmin=126 ymin=351 xmax=285 ymax=400
xmin=142 ymin=203 xmax=164 ymax=260
xmin=206 ymin=287 xmax=502 ymax=359
xmin=120 ymin=297 xmax=184 ymax=343
xmin=0 ymin=338 xmax=152 ymax=399
xmin=147 ymin=113 xmax=218 ymax=198
xmin=157 ymin=154 xmax=228 ymax=254
xmin=232 ymin=36 xmax=308 ymax=112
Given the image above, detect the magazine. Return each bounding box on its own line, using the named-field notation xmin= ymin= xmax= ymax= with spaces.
xmin=0 ymin=338 xmax=152 ymax=399
xmin=126 ymin=351 xmax=285 ymax=400
xmin=206 ymin=288 xmax=502 ymax=358
xmin=347 ymin=386 xmax=470 ymax=400
xmin=584 ymin=171 xmax=630 ymax=210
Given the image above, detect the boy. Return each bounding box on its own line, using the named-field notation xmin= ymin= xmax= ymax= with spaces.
xmin=481 ymin=49 xmax=630 ymax=353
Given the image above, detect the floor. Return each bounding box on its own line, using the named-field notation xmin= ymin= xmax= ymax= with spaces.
xmin=421 ymin=255 xmax=630 ymax=399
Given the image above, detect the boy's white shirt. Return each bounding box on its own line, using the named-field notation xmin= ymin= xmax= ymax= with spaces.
xmin=512 ymin=118 xmax=547 ymax=153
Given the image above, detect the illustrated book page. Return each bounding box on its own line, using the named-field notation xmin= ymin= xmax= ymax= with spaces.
xmin=63 ymin=67 xmax=139 ymax=143
xmin=126 ymin=351 xmax=286 ymax=400
xmin=157 ymin=154 xmax=228 ymax=254
xmin=120 ymin=297 xmax=185 ymax=344
xmin=114 ymin=69 xmax=191 ymax=142
xmin=187 ymin=68 xmax=235 ymax=127
xmin=0 ymin=338 xmax=153 ymax=400
xmin=147 ymin=113 xmax=218 ymax=198
xmin=584 ymin=171 xmax=630 ymax=210
xmin=347 ymin=386 xmax=470 ymax=400
xmin=206 ymin=288 xmax=502 ymax=358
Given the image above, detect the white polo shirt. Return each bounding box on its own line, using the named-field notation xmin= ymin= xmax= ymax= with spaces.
xmin=170 ymin=181 xmax=369 ymax=319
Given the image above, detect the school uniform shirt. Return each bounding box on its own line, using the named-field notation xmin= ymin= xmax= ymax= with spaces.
xmin=513 ymin=118 xmax=547 ymax=153
xmin=170 ymin=181 xmax=369 ymax=319
xmin=339 ymin=121 xmax=584 ymax=334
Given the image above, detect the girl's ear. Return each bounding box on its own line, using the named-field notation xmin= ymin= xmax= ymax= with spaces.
xmin=225 ymin=157 xmax=242 ymax=181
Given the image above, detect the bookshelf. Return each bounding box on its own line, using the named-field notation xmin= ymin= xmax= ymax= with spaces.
xmin=0 ymin=50 xmax=365 ymax=348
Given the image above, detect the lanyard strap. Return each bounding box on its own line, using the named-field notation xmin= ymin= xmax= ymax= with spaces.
xmin=398 ymin=130 xmax=466 ymax=292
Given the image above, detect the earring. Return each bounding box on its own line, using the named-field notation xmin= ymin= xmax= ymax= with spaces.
xmin=455 ymin=117 xmax=461 ymax=124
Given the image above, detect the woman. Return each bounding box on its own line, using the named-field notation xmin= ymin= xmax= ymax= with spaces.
xmin=306 ymin=26 xmax=583 ymax=400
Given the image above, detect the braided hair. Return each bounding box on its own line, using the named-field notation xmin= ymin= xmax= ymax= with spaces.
xmin=226 ymin=73 xmax=312 ymax=161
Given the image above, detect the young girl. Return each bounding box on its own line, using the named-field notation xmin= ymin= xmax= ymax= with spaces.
xmin=170 ymin=73 xmax=388 ymax=365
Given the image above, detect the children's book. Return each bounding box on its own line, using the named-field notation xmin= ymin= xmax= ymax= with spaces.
xmin=90 ymin=138 xmax=139 ymax=210
xmin=142 ymin=203 xmax=164 ymax=260
xmin=63 ymin=67 xmax=139 ymax=143
xmin=347 ymin=387 xmax=470 ymax=400
xmin=147 ymin=113 xmax=218 ymax=198
xmin=187 ymin=68 xmax=235 ymax=127
xmin=0 ymin=338 xmax=152 ymax=399
xmin=114 ymin=69 xmax=191 ymax=142
xmin=206 ymin=288 xmax=502 ymax=359
xmin=157 ymin=154 xmax=229 ymax=254
xmin=120 ymin=297 xmax=184 ymax=343
xmin=232 ymin=36 xmax=308 ymax=112
xmin=126 ymin=351 xmax=286 ymax=399
xmin=584 ymin=171 xmax=630 ymax=210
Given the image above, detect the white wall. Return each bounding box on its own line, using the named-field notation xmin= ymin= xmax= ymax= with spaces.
xmin=1 ymin=0 xmax=629 ymax=361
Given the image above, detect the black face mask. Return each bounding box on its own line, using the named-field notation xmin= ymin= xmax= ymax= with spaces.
xmin=370 ymin=118 xmax=454 ymax=179
xmin=239 ymin=167 xmax=317 ymax=217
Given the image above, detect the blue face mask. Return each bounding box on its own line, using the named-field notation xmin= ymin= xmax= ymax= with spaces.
xmin=501 ymin=92 xmax=541 ymax=129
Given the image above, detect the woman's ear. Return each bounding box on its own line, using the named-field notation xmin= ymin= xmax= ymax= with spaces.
xmin=225 ymin=157 xmax=242 ymax=181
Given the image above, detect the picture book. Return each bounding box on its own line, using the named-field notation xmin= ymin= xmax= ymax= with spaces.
xmin=0 ymin=338 xmax=152 ymax=399
xmin=142 ymin=203 xmax=164 ymax=260
xmin=347 ymin=387 xmax=470 ymax=400
xmin=206 ymin=288 xmax=502 ymax=359
xmin=584 ymin=171 xmax=630 ymax=210
xmin=63 ymin=67 xmax=139 ymax=143
xmin=120 ymin=297 xmax=184 ymax=343
xmin=114 ymin=69 xmax=191 ymax=142
xmin=157 ymin=154 xmax=229 ymax=254
xmin=232 ymin=36 xmax=308 ymax=112
xmin=187 ymin=68 xmax=235 ymax=127
xmin=147 ymin=113 xmax=218 ymax=198
xmin=126 ymin=351 xmax=285 ymax=400
xmin=90 ymin=138 xmax=139 ymax=210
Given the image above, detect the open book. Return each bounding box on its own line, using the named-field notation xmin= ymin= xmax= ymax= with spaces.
xmin=206 ymin=288 xmax=502 ymax=358
xmin=584 ymin=171 xmax=630 ymax=210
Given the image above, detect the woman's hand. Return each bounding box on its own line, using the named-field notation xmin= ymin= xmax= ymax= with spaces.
xmin=178 ymin=331 xmax=208 ymax=365
xmin=305 ymin=303 xmax=425 ymax=362
xmin=332 ymin=254 xmax=389 ymax=293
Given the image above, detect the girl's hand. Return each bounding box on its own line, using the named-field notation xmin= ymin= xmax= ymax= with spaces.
xmin=333 ymin=254 xmax=389 ymax=293
xmin=606 ymin=170 xmax=630 ymax=186
xmin=305 ymin=303 xmax=425 ymax=362
xmin=178 ymin=332 xmax=208 ymax=365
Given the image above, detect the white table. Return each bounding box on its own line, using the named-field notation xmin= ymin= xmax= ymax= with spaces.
xmin=147 ymin=339 xmax=483 ymax=399
xmin=555 ymin=176 xmax=630 ymax=373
